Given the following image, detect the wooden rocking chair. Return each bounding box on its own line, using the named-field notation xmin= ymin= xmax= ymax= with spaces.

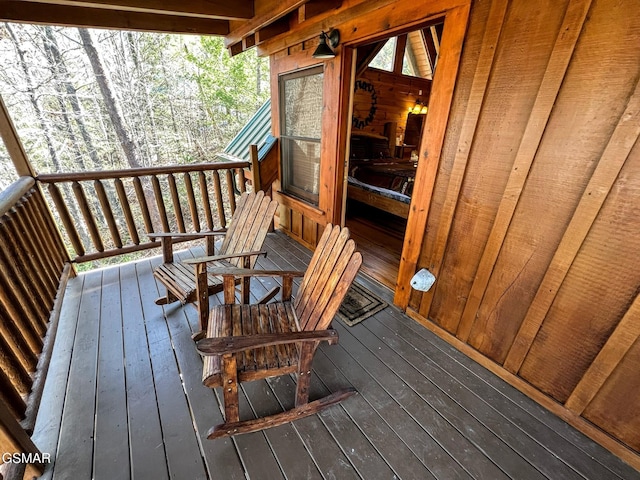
xmin=151 ymin=191 xmax=278 ymax=336
xmin=193 ymin=224 xmax=362 ymax=439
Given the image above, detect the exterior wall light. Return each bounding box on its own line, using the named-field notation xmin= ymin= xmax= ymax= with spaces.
xmin=312 ymin=29 xmax=340 ymax=59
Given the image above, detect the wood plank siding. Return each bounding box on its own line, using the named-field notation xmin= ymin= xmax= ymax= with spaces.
xmin=404 ymin=0 xmax=640 ymax=466
xmin=256 ymin=0 xmax=640 ymax=465
xmin=30 ymin=233 xmax=640 ymax=479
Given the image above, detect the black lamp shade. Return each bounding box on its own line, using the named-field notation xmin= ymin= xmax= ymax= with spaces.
xmin=312 ymin=30 xmax=340 ymax=59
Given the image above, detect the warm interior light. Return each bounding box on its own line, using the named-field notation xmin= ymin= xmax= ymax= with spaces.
xmin=312 ymin=29 xmax=340 ymax=59
xmin=410 ymin=98 xmax=429 ymax=115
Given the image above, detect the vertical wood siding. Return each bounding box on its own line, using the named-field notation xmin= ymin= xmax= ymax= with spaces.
xmin=264 ymin=0 xmax=639 ymax=465
xmin=410 ymin=0 xmax=640 ymax=460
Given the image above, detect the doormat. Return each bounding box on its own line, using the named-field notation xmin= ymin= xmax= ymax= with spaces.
xmin=337 ymin=283 xmax=388 ymax=327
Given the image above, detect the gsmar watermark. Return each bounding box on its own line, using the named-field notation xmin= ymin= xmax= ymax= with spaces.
xmin=2 ymin=452 xmax=52 ymax=464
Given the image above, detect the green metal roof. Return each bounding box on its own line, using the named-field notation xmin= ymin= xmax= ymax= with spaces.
xmin=223 ymin=99 xmax=272 ymax=162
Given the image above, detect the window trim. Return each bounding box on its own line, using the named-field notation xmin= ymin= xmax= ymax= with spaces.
xmin=278 ymin=65 xmax=324 ymax=206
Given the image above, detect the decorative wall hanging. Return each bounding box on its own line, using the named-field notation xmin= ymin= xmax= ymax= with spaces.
xmin=352 ymin=79 xmax=377 ymax=129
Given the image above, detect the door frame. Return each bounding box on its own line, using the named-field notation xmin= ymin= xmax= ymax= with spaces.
xmin=335 ymin=2 xmax=471 ymax=308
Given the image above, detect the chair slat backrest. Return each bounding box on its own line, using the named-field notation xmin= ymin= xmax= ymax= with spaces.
xmin=294 ymin=224 xmax=362 ymax=331
xmin=219 ymin=191 xmax=278 ymax=268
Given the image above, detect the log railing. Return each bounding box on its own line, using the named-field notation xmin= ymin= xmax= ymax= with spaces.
xmin=37 ymin=161 xmax=249 ymax=264
xmin=1 ymin=162 xmax=249 ymax=477
xmin=0 ymin=177 xmax=71 ymax=479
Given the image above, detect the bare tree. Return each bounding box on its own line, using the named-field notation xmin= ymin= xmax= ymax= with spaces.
xmin=5 ymin=23 xmax=90 ymax=245
xmin=78 ymin=28 xmax=142 ymax=169
xmin=42 ymin=26 xmax=103 ymax=170
xmin=6 ymin=23 xmax=61 ymax=172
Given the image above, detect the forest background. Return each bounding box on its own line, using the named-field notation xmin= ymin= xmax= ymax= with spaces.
xmin=0 ymin=24 xmax=270 ymax=190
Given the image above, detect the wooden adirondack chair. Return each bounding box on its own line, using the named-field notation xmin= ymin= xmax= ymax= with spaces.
xmin=193 ymin=223 xmax=362 ymax=439
xmin=151 ymin=191 xmax=278 ymax=335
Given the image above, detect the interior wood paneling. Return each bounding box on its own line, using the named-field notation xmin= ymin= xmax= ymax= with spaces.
xmin=351 ymin=68 xmax=431 ymax=138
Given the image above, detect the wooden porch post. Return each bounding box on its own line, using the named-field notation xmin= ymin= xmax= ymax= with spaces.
xmin=249 ymin=144 xmax=262 ymax=192
xmin=0 ymin=398 xmax=45 ymax=478
xmin=0 ymin=95 xmax=36 ymax=177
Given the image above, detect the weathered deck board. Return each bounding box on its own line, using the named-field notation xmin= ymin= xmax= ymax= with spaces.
xmin=155 ymin=252 xmax=246 ymax=479
xmin=369 ymin=309 xmax=618 ymax=480
xmin=136 ymin=258 xmax=209 ymax=479
xmin=119 ymin=262 xmax=169 ymax=479
xmin=391 ymin=307 xmax=640 ymax=480
xmin=93 ymin=267 xmax=129 ymax=480
xmin=30 ymin=275 xmax=83 ymax=480
xmin=52 ymin=270 xmax=101 ymax=480
xmin=32 ymin=232 xmax=640 ymax=480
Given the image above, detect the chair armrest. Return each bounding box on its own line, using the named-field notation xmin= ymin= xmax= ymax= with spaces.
xmin=148 ymin=229 xmax=226 ymax=240
xmin=196 ymin=329 xmax=339 ymax=356
xmin=189 ymin=266 xmax=306 ymax=278
xmin=183 ymin=251 xmax=268 ymax=265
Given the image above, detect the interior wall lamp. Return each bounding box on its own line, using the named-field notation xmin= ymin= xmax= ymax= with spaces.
xmin=312 ymin=29 xmax=340 ymax=59
xmin=410 ymin=99 xmax=428 ymax=115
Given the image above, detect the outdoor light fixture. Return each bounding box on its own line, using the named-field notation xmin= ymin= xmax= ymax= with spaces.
xmin=312 ymin=29 xmax=340 ymax=59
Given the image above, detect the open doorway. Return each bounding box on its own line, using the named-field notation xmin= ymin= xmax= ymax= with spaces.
xmin=345 ymin=21 xmax=443 ymax=289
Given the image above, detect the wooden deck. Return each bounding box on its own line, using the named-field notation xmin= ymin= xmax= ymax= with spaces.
xmin=31 ymin=231 xmax=640 ymax=480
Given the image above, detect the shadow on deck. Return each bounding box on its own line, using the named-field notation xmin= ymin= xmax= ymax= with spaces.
xmin=31 ymin=231 xmax=640 ymax=480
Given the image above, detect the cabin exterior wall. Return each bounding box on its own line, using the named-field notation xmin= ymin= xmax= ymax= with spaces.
xmin=409 ymin=0 xmax=640 ymax=463
xmin=266 ymin=0 xmax=640 ymax=467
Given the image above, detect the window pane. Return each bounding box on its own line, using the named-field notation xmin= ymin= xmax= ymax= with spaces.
xmin=280 ymin=66 xmax=323 ymax=205
xmin=402 ymin=47 xmax=418 ymax=77
xmin=281 ymin=138 xmax=320 ymax=204
xmin=368 ymin=37 xmax=396 ymax=72
xmin=283 ymin=72 xmax=324 ymax=138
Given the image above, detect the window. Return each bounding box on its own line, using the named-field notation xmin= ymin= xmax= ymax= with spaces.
xmin=279 ymin=66 xmax=324 ymax=205
xmin=364 ymin=23 xmax=443 ymax=80
xmin=368 ymin=37 xmax=396 ymax=72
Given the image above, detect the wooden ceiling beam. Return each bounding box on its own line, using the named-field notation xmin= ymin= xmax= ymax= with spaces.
xmin=224 ymin=0 xmax=307 ymax=49
xmin=13 ymin=0 xmax=253 ymax=20
xmin=255 ymin=16 xmax=292 ymax=45
xmin=255 ymin=0 xmax=396 ymax=57
xmin=393 ymin=33 xmax=407 ymax=74
xmin=298 ymin=0 xmax=342 ymax=22
xmin=0 ymin=1 xmax=230 ymax=35
xmin=256 ymin=0 xmax=458 ymax=57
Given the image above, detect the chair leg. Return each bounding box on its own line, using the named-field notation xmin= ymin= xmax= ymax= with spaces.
xmin=155 ymin=290 xmax=178 ymax=305
xmin=191 ymin=263 xmax=210 ymax=341
xmin=295 ymin=342 xmax=318 ymax=407
xmin=221 ymin=354 xmax=240 ymax=424
xmin=241 ymin=277 xmax=250 ymax=304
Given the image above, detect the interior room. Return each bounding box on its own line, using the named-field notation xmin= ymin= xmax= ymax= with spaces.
xmin=345 ymin=21 xmax=443 ymax=289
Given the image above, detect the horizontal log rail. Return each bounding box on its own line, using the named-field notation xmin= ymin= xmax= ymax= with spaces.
xmin=37 ymin=161 xmax=250 ymax=263
xmin=0 ymin=177 xmax=70 ymax=478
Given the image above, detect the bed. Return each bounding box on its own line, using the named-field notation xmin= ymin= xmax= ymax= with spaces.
xmin=347 ymin=133 xmax=416 ymax=219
